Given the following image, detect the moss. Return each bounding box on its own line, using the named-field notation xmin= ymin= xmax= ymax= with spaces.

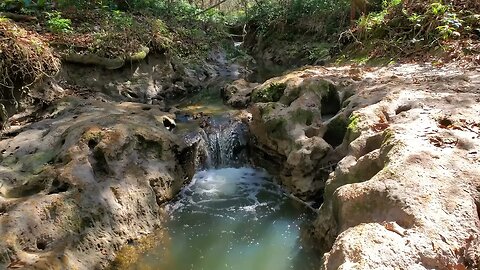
xmin=291 ymin=109 xmax=315 ymax=126
xmin=82 ymin=128 xmax=104 ymax=144
xmin=346 ymin=113 xmax=362 ymax=142
xmin=5 ymin=175 xmax=47 ymax=198
xmin=108 ymin=229 xmax=170 ymax=270
xmin=265 ymin=118 xmax=288 ymax=140
xmin=252 ymin=83 xmax=287 ymax=103
xmin=125 ymin=46 xmax=149 ymax=62
xmin=381 ymin=129 xmax=395 ymax=146
xmin=347 ymin=113 xmax=361 ymax=134
xmin=280 ymin=86 xmax=301 ymax=105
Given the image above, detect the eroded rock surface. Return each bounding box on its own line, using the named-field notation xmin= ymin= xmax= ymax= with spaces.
xmin=0 ymin=98 xmax=196 ymax=269
xmin=225 ymin=68 xmax=356 ymax=199
xmin=311 ymin=65 xmax=480 ymax=269
xmin=227 ymin=64 xmax=480 ymax=269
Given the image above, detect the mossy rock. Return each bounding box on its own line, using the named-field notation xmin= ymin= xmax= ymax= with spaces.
xmin=20 ymin=150 xmax=56 ymax=174
xmin=346 ymin=113 xmax=362 ymax=142
xmin=125 ymin=46 xmax=150 ymax=62
xmin=265 ymin=118 xmax=288 ymax=140
xmin=259 ymin=103 xmax=286 ymax=117
xmin=63 ymin=46 xmax=150 ymax=69
xmin=252 ymin=83 xmax=287 ymax=103
xmin=63 ymin=53 xmax=125 ymax=69
xmin=280 ymin=86 xmax=301 ymax=105
xmin=290 ymin=108 xmax=315 ymax=126
xmin=136 ymin=135 xmax=163 ymax=159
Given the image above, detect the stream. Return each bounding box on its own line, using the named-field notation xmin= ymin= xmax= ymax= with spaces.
xmin=128 ymin=60 xmax=318 ymax=269
xmin=130 ymin=168 xmax=318 ymax=270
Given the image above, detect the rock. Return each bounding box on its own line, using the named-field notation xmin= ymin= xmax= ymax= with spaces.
xmin=63 ymin=53 xmax=125 ymax=70
xmin=243 ymin=64 xmax=480 ymax=269
xmin=246 ymin=68 xmax=353 ymax=199
xmin=0 ymin=98 xmax=197 ymax=269
xmin=310 ymin=64 xmax=480 ymax=270
xmin=63 ymin=46 xmax=150 ymax=70
xmin=222 ymin=79 xmax=259 ymax=108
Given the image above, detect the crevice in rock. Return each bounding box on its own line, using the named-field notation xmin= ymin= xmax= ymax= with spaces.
xmin=321 ymin=86 xmax=341 ymax=117
xmin=149 ymin=178 xmax=166 ymax=206
xmin=162 ymin=117 xmax=176 ymax=131
xmin=395 ymin=103 xmax=412 ymax=115
xmin=92 ymin=148 xmax=110 ymax=177
xmin=36 ymin=239 xmax=47 ymax=250
xmin=8 ymin=181 xmax=46 ymax=198
xmin=475 ymin=196 xmax=480 ymax=223
xmin=87 ymin=139 xmax=98 ymax=149
xmin=323 ymin=116 xmax=348 ymax=148
xmin=47 ymin=179 xmax=71 ymax=194
xmin=438 ymin=117 xmax=453 ymax=127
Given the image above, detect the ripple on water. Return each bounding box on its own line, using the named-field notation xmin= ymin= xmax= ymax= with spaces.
xmin=130 ymin=167 xmax=319 ymax=270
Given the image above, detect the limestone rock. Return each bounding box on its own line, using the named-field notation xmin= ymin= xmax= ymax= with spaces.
xmin=0 ymin=98 xmax=196 ymax=269
xmin=311 ymin=64 xmax=480 ymax=270
xmin=221 ymin=79 xmax=259 ymax=108
xmin=246 ymin=68 xmax=354 ymax=199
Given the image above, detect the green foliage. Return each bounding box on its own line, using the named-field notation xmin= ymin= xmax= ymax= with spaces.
xmin=109 ymin=10 xmax=134 ymax=28
xmin=307 ymin=43 xmax=330 ymax=61
xmin=247 ymin=0 xmax=350 ymax=36
xmin=348 ymin=0 xmax=480 ymax=59
xmin=46 ymin=11 xmax=72 ymax=33
xmin=252 ymin=83 xmax=287 ymax=103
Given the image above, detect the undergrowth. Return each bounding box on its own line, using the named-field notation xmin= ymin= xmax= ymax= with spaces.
xmin=343 ymin=0 xmax=480 ymax=62
xmin=0 ymin=18 xmax=60 ymax=91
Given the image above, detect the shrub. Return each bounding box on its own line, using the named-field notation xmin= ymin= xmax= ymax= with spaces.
xmin=46 ymin=11 xmax=72 ymax=33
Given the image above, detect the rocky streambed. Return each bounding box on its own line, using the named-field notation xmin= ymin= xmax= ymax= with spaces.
xmin=225 ymin=64 xmax=480 ymax=269
xmin=1 ymin=52 xmax=479 ymax=270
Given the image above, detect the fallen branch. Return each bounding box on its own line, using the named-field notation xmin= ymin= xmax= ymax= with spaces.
xmin=193 ymin=0 xmax=229 ymax=17
xmin=0 ymin=12 xmax=37 ymax=22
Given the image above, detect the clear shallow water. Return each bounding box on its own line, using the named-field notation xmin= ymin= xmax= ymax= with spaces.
xmin=130 ymin=167 xmax=318 ymax=270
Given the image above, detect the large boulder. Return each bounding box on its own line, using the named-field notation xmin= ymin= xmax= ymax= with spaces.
xmin=0 ymin=98 xmax=196 ymax=269
xmin=231 ymin=68 xmax=356 ymax=199
xmin=312 ymin=65 xmax=480 ymax=269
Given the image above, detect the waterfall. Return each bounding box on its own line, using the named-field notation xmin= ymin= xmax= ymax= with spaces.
xmin=185 ymin=117 xmax=249 ymax=170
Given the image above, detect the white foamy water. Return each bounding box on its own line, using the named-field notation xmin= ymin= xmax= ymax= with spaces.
xmin=130 ymin=168 xmax=318 ymax=270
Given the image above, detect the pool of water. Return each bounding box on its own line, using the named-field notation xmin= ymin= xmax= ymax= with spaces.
xmin=129 ymin=167 xmax=318 ymax=270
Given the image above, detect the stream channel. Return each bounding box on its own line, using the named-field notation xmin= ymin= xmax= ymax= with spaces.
xmin=129 ymin=69 xmax=319 ymax=270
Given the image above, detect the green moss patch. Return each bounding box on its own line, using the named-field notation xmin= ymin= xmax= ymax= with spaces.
xmin=291 ymin=109 xmax=315 ymax=126
xmin=265 ymin=118 xmax=288 ymax=140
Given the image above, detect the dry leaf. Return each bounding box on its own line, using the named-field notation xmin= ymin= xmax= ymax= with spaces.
xmin=371 ymin=122 xmax=389 ymax=132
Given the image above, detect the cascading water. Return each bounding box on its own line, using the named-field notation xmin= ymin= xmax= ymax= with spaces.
xmin=184 ymin=116 xmax=249 ymax=169
xmin=128 ymin=80 xmax=318 ymax=269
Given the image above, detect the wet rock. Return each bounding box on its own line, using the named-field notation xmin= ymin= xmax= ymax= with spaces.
xmin=222 ymin=79 xmax=259 ymax=108
xmin=245 ymin=68 xmax=353 ymax=199
xmin=0 ymin=98 xmax=196 ymax=269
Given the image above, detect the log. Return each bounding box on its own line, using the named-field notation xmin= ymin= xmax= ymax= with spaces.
xmin=0 ymin=12 xmax=37 ymax=22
